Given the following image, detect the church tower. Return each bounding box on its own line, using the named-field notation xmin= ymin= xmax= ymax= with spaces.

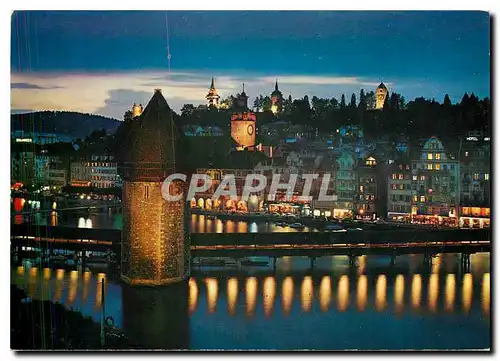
xmin=230 ymin=84 xmax=256 ymax=150
xmin=116 ymin=89 xmax=188 ymax=286
xmin=270 ymin=79 xmax=283 ymax=114
xmin=375 ymin=82 xmax=388 ymax=109
xmin=206 ymin=77 xmax=220 ymax=108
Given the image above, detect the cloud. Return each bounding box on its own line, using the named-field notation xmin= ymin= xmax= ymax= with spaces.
xmin=10 ymin=70 xmax=395 ymax=118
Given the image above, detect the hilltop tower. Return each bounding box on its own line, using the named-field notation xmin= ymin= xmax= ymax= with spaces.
xmin=375 ymin=82 xmax=388 ymax=109
xmin=117 ymin=89 xmax=188 ymax=286
xmin=132 ymin=103 xmax=143 ymax=118
xmin=230 ymin=84 xmax=256 ymax=150
xmin=270 ymin=79 xmax=283 ymax=114
xmin=206 ymin=77 xmax=220 ymax=108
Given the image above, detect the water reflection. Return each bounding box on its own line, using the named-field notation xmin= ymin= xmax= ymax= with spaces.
xmin=206 ymin=278 xmax=218 ymax=314
xmin=445 ymin=274 xmax=455 ymax=312
xmin=482 ymin=273 xmax=490 ymax=315
xmin=411 ymin=274 xmax=422 ymax=310
xmin=227 ymin=278 xmax=238 ymax=316
xmin=356 ymin=275 xmax=368 ymax=312
xmin=301 ymin=276 xmax=313 ymax=313
xmin=375 ymin=275 xmax=387 ymax=312
xmin=462 ymin=273 xmax=473 ymax=314
xmin=188 ymin=278 xmax=198 ymax=315
xmin=428 ymin=274 xmax=439 ymax=313
xmin=394 ymin=275 xmax=404 ymax=314
xmin=337 ymin=275 xmax=349 ymax=312
xmin=245 ymin=277 xmax=257 ymax=317
xmin=263 ymin=277 xmax=276 ymax=317
xmin=282 ymin=276 xmax=294 ymax=316
xmin=319 ymin=276 xmax=331 ymax=312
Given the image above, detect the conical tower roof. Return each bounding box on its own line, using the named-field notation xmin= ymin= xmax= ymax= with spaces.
xmin=377 ymin=82 xmax=387 ymax=90
xmin=116 ymin=89 xmax=182 ymax=181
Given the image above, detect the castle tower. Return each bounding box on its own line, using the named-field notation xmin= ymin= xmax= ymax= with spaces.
xmin=375 ymin=82 xmax=388 ymax=109
xmin=116 ymin=89 xmax=188 ymax=286
xmin=270 ymin=79 xmax=283 ymax=114
xmin=230 ymin=84 xmax=256 ymax=151
xmin=206 ymin=77 xmax=221 ymax=108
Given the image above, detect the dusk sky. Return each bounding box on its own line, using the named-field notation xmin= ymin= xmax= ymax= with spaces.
xmin=11 ymin=11 xmax=490 ymax=119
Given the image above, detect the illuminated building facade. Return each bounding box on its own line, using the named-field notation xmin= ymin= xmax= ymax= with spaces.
xmin=230 ymin=85 xmax=256 ymax=150
xmin=375 ymin=82 xmax=388 ymax=109
xmin=355 ymin=155 xmax=378 ymax=220
xmin=410 ymin=136 xmax=460 ymax=226
xmin=117 ymin=89 xmax=188 ymax=286
xmin=206 ymin=77 xmax=220 ymax=108
xmin=333 ymin=150 xmax=357 ymax=219
xmin=386 ymin=155 xmax=412 ymax=222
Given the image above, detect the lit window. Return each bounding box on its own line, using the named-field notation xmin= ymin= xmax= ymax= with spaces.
xmin=360 ymin=185 xmax=364 ymax=192
xmin=435 ymin=153 xmax=441 ymax=160
xmin=427 ymin=163 xmax=433 ymax=170
xmin=485 ymin=173 xmax=489 ymax=181
xmin=398 ymin=174 xmax=404 ymax=180
xmin=421 ymin=175 xmax=426 ymax=181
xmin=427 ymin=153 xmax=433 ymax=160
xmin=413 ymin=196 xmax=418 ymax=202
xmin=412 ymin=175 xmax=418 ymax=181
xmin=392 ymin=173 xmax=397 ymax=180
xmin=392 ymin=184 xmax=397 ymax=190
xmin=420 ymin=196 xmax=426 ymax=202
xmin=435 ymin=164 xmax=441 ymax=170
xmin=473 ymin=173 xmax=479 ymax=180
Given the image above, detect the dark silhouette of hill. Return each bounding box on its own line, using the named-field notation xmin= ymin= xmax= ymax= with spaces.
xmin=11 ymin=111 xmax=121 ymax=140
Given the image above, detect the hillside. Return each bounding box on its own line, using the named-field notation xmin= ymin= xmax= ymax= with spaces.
xmin=11 ymin=111 xmax=121 ymax=140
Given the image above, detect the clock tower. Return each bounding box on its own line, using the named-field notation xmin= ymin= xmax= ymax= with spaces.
xmin=375 ymin=82 xmax=388 ymax=109
xmin=230 ymin=84 xmax=256 ymax=150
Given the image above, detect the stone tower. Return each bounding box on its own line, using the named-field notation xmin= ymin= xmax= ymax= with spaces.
xmin=230 ymin=84 xmax=256 ymax=150
xmin=270 ymin=79 xmax=283 ymax=114
xmin=375 ymin=82 xmax=388 ymax=109
xmin=206 ymin=77 xmax=220 ymax=108
xmin=116 ymin=89 xmax=189 ymax=286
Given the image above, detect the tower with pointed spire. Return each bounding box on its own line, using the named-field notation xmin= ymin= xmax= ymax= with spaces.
xmin=270 ymin=79 xmax=283 ymax=114
xmin=231 ymin=83 xmax=256 ymax=150
xmin=206 ymin=77 xmax=220 ymax=108
xmin=116 ymin=89 xmax=188 ymax=286
xmin=375 ymin=82 xmax=388 ymax=109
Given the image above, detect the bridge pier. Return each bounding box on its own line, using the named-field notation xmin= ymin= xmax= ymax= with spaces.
xmin=272 ymin=257 xmax=277 ymax=271
xmin=348 ymin=255 xmax=356 ymax=268
xmin=390 ymin=252 xmax=396 ymax=267
xmin=310 ymin=257 xmax=316 ymax=269
xmin=461 ymin=253 xmax=471 ymax=273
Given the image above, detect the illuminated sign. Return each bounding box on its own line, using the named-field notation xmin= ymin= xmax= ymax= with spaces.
xmin=15 ymin=138 xmax=33 ymax=143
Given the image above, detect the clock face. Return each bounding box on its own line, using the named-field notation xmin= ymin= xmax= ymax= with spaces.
xmin=247 ymin=124 xmax=254 ymax=135
xmin=169 ymin=181 xmax=182 ymax=196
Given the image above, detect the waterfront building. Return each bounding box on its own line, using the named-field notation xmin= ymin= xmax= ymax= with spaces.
xmin=47 ymin=156 xmax=68 ymax=189
xmin=458 ymin=136 xmax=490 ymax=228
xmin=386 ymin=154 xmax=412 ymax=222
xmin=410 ymin=136 xmax=460 ymax=227
xmin=354 ymin=155 xmax=378 ymax=220
xmin=333 ymin=149 xmax=357 ymax=219
xmin=375 ymin=82 xmax=388 ymax=109
xmin=70 ymin=161 xmax=92 ymax=187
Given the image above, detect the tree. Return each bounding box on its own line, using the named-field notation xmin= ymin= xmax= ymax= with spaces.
xmin=340 ymin=94 xmax=346 ymax=108
xmin=349 ymin=93 xmax=357 ymax=108
xmin=364 ymin=91 xmax=376 ymax=110
xmin=180 ymin=104 xmax=195 ymax=117
xmin=123 ymin=110 xmax=133 ymax=122
xmin=358 ymin=89 xmax=366 ymax=109
xmin=443 ymin=94 xmax=452 ymax=108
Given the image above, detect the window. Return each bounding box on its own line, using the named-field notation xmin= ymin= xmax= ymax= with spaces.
xmin=443 ymin=164 xmax=447 ymax=171
xmin=392 ymin=173 xmax=397 ymax=180
xmin=435 ymin=164 xmax=441 ymax=170
xmin=450 ymin=164 xmax=455 ymax=170
xmin=427 ymin=153 xmax=433 ymax=160
xmin=427 ymin=163 xmax=433 ymax=170
xmin=465 ymin=151 xmax=469 ymax=157
xmin=412 ymin=175 xmax=418 ymax=181
xmin=398 ymin=174 xmax=404 ymax=180
xmin=399 ymin=184 xmax=404 ymax=190
xmin=360 ymin=185 xmax=364 ymax=192
xmin=485 ymin=173 xmax=489 ymax=181
xmin=413 ymin=196 xmax=418 ymax=202
xmin=412 ymin=163 xmax=417 ymax=169
xmin=473 ymin=173 xmax=479 ymax=180
xmin=421 ymin=175 xmax=426 ymax=181
xmin=392 ymin=184 xmax=397 ymax=190
xmin=436 ymin=153 xmax=441 ymax=160
xmin=420 ymin=196 xmax=426 ymax=202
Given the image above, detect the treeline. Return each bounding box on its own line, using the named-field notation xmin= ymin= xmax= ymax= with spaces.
xmin=172 ymin=91 xmax=490 ymax=141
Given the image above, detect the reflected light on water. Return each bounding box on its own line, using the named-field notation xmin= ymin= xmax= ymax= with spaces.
xmin=249 ymin=222 xmax=258 ymax=233
xmin=54 ymin=270 xmax=65 ymax=302
xmin=431 ymin=254 xmax=441 ymax=274
xmin=198 ymin=215 xmax=205 ymax=233
xmin=227 ymin=278 xmax=238 ymax=316
xmin=51 ymin=211 xmax=58 ymax=226
xmin=68 ymin=270 xmax=79 ymax=304
xmin=237 ymin=222 xmax=248 ymax=233
xmin=394 ymin=275 xmax=404 ymax=314
xmin=301 ymin=276 xmax=313 ymax=313
xmin=263 ymin=277 xmax=276 ymax=317
xmin=445 ymin=274 xmax=456 ymax=312
xmin=29 ymin=267 xmax=38 ymax=278
xmin=206 ymin=278 xmax=218 ymax=314
xmin=462 ymin=273 xmax=473 ymax=314
xmin=375 ymin=275 xmax=387 ymax=312
xmin=215 ymin=220 xmax=223 ymax=233
xmin=337 ymin=275 xmax=349 ymax=312
xmin=82 ymin=272 xmax=91 ymax=303
xmin=226 ymin=220 xmax=235 ymax=233
xmin=282 ymin=276 xmax=294 ymax=316
xmin=17 ymin=266 xmax=25 ymax=276
xmin=428 ymin=274 xmax=439 ymax=313
xmin=411 ymin=274 xmax=422 ymax=310
xmin=188 ymin=278 xmax=198 ymax=315
xmin=56 ymin=269 xmax=65 ymax=280
xmin=482 ymin=273 xmax=490 ymax=315
xmin=319 ymin=276 xmax=332 ymax=312
xmin=245 ymin=277 xmax=257 ymax=317
xmin=356 ymin=275 xmax=368 ymax=312
xmin=78 ymin=217 xmax=86 ymax=228
xmin=43 ymin=268 xmax=51 ymax=281
xmin=357 ymin=255 xmax=366 ymax=275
